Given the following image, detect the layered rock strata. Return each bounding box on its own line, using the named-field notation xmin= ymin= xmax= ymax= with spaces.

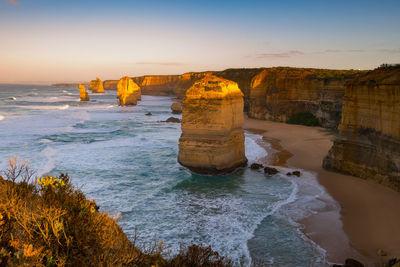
xmin=78 ymin=84 xmax=89 ymax=101
xmin=89 ymin=77 xmax=105 ymax=93
xmin=178 ymin=75 xmax=247 ymax=174
xmin=323 ymin=66 xmax=400 ymax=191
xmin=117 ymin=76 xmax=141 ymax=106
xmin=103 ymin=80 xmax=119 ymax=90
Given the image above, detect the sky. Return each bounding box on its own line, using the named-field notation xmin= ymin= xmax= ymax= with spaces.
xmin=0 ymin=0 xmax=400 ymax=83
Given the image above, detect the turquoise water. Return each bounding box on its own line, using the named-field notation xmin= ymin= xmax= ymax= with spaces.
xmin=0 ymin=84 xmax=330 ymax=266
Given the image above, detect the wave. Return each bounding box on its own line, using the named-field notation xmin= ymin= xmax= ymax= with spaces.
xmin=0 ymin=115 xmax=4 ymax=121
xmin=38 ymin=146 xmax=57 ymax=176
xmin=18 ymin=104 xmax=70 ymax=110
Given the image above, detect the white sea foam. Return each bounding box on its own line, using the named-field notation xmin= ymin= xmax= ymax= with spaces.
xmin=245 ymin=133 xmax=268 ymax=162
xmin=38 ymin=146 xmax=57 ymax=176
xmin=9 ymin=97 xmax=17 ymax=100
xmin=59 ymin=104 xmax=69 ymax=110
xmin=0 ymin=115 xmax=4 ymax=121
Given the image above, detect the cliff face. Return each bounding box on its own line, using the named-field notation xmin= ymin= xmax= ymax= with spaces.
xmin=78 ymin=84 xmax=89 ymax=101
xmin=132 ymin=72 xmax=209 ymax=98
xmin=247 ymin=68 xmax=361 ymax=128
xmin=103 ymin=80 xmax=119 ymax=90
xmin=89 ymin=78 xmax=105 ymax=93
xmin=323 ymin=66 xmax=400 ymax=191
xmin=178 ymin=75 xmax=247 ymax=174
xmin=117 ymin=76 xmax=141 ymax=106
xmin=130 ymin=68 xmax=361 ymax=128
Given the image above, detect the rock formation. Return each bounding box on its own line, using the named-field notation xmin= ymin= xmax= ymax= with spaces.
xmin=117 ymin=76 xmax=141 ymax=106
xmin=178 ymin=75 xmax=247 ymax=174
xmin=103 ymin=80 xmax=119 ymax=90
xmin=78 ymin=84 xmax=89 ymax=101
xmin=89 ymin=77 xmax=105 ymax=93
xmin=171 ymin=102 xmax=182 ymax=114
xmin=131 ymin=68 xmax=362 ymax=128
xmin=323 ymin=66 xmax=400 ymax=191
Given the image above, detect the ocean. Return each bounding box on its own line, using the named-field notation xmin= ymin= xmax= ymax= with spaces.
xmin=0 ymin=84 xmax=331 ymax=266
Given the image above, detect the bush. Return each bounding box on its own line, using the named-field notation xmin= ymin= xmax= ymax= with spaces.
xmin=0 ymin=157 xmax=232 ymax=267
xmin=287 ymin=112 xmax=320 ymax=126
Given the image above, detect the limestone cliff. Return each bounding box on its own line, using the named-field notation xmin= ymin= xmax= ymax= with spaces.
xmin=323 ymin=66 xmax=400 ymax=191
xmin=89 ymin=78 xmax=105 ymax=93
xmin=78 ymin=84 xmax=89 ymax=101
xmin=103 ymin=80 xmax=119 ymax=90
xmin=178 ymin=75 xmax=247 ymax=174
xmin=130 ymin=68 xmax=362 ymax=128
xmin=117 ymin=76 xmax=140 ymax=106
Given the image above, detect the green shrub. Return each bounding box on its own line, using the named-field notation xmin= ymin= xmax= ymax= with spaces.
xmin=287 ymin=112 xmax=320 ymax=126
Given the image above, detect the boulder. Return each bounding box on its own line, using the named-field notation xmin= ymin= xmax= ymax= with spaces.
xmin=117 ymin=76 xmax=140 ymax=106
xmin=264 ymin=167 xmax=279 ymax=175
xmin=88 ymin=77 xmax=104 ymax=93
xmin=250 ymin=163 xmax=264 ymax=170
xmin=145 ymin=112 xmax=152 ymax=116
xmin=178 ymin=75 xmax=247 ymax=174
xmin=166 ymin=117 xmax=180 ymax=123
xmin=78 ymin=84 xmax=89 ymax=101
xmin=171 ymin=102 xmax=182 ymax=114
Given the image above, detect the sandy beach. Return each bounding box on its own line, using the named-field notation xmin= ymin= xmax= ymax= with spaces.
xmin=244 ymin=117 xmax=400 ymax=266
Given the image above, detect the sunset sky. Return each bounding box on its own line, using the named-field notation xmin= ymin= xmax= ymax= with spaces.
xmin=1 ymin=0 xmax=400 ymax=83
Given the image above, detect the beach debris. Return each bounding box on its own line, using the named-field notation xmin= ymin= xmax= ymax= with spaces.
xmin=377 ymin=249 xmax=387 ymax=257
xmin=250 ymin=163 xmax=264 ymax=170
xmin=145 ymin=112 xmax=152 ymax=116
xmin=166 ymin=117 xmax=181 ymax=123
xmin=171 ymin=102 xmax=182 ymax=114
xmin=264 ymin=166 xmax=279 ymax=175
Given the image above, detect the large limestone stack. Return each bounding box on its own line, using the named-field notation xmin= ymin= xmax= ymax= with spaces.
xmin=323 ymin=66 xmax=400 ymax=191
xmin=178 ymin=75 xmax=247 ymax=174
xmin=117 ymin=76 xmax=141 ymax=106
xmin=103 ymin=80 xmax=119 ymax=90
xmin=78 ymin=84 xmax=89 ymax=101
xmin=89 ymin=77 xmax=104 ymax=93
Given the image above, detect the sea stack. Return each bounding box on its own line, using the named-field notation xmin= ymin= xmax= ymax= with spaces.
xmin=323 ymin=65 xmax=400 ymax=191
xmin=89 ymin=77 xmax=105 ymax=93
xmin=178 ymin=75 xmax=247 ymax=174
xmin=117 ymin=76 xmax=141 ymax=106
xmin=78 ymin=84 xmax=89 ymax=101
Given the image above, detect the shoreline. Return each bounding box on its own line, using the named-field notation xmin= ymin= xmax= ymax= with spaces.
xmin=244 ymin=117 xmax=400 ymax=266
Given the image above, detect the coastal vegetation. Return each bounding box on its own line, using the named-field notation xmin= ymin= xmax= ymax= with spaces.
xmin=0 ymin=157 xmax=232 ymax=267
xmin=287 ymin=112 xmax=320 ymax=126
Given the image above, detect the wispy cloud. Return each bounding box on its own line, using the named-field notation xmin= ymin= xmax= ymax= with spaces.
xmin=324 ymin=49 xmax=365 ymax=53
xmin=256 ymin=50 xmax=304 ymax=58
xmin=136 ymin=61 xmax=184 ymax=66
xmin=8 ymin=0 xmax=20 ymax=6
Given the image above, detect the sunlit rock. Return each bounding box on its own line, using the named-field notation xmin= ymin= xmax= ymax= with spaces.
xmin=89 ymin=77 xmax=104 ymax=93
xmin=78 ymin=84 xmax=89 ymax=101
xmin=178 ymin=75 xmax=247 ymax=174
xmin=117 ymin=76 xmax=141 ymax=106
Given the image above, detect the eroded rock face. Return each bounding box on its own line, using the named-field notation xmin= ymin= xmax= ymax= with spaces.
xmin=78 ymin=84 xmax=89 ymax=101
xmin=323 ymin=66 xmax=400 ymax=191
xmin=89 ymin=77 xmax=104 ymax=93
xmin=178 ymin=75 xmax=247 ymax=174
xmin=103 ymin=80 xmax=119 ymax=90
xmin=117 ymin=76 xmax=141 ymax=106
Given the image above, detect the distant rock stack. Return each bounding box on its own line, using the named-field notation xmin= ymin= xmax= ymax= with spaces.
xmin=78 ymin=84 xmax=89 ymax=101
xmin=89 ymin=77 xmax=104 ymax=93
xmin=117 ymin=76 xmax=141 ymax=106
xmin=103 ymin=80 xmax=119 ymax=90
xmin=178 ymin=75 xmax=247 ymax=174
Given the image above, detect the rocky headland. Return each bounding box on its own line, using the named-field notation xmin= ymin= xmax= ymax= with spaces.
xmin=117 ymin=76 xmax=141 ymax=106
xmin=78 ymin=84 xmax=89 ymax=101
xmin=103 ymin=80 xmax=119 ymax=90
xmin=89 ymin=77 xmax=105 ymax=93
xmin=323 ymin=66 xmax=400 ymax=191
xmin=178 ymin=75 xmax=247 ymax=174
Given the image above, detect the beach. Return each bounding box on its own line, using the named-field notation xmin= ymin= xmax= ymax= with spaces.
xmin=244 ymin=117 xmax=400 ymax=266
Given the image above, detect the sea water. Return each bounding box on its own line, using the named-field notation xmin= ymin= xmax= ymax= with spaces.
xmin=0 ymin=84 xmax=331 ymax=266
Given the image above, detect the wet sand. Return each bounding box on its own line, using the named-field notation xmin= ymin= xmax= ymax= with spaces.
xmin=244 ymin=118 xmax=400 ymax=266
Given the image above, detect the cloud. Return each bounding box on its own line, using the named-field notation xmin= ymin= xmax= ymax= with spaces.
xmin=136 ymin=61 xmax=184 ymax=66
xmin=8 ymin=0 xmax=20 ymax=6
xmin=256 ymin=50 xmax=304 ymax=58
xmin=324 ymin=49 xmax=365 ymax=53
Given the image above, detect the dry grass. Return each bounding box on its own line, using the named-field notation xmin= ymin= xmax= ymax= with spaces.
xmin=0 ymin=157 xmax=233 ymax=267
